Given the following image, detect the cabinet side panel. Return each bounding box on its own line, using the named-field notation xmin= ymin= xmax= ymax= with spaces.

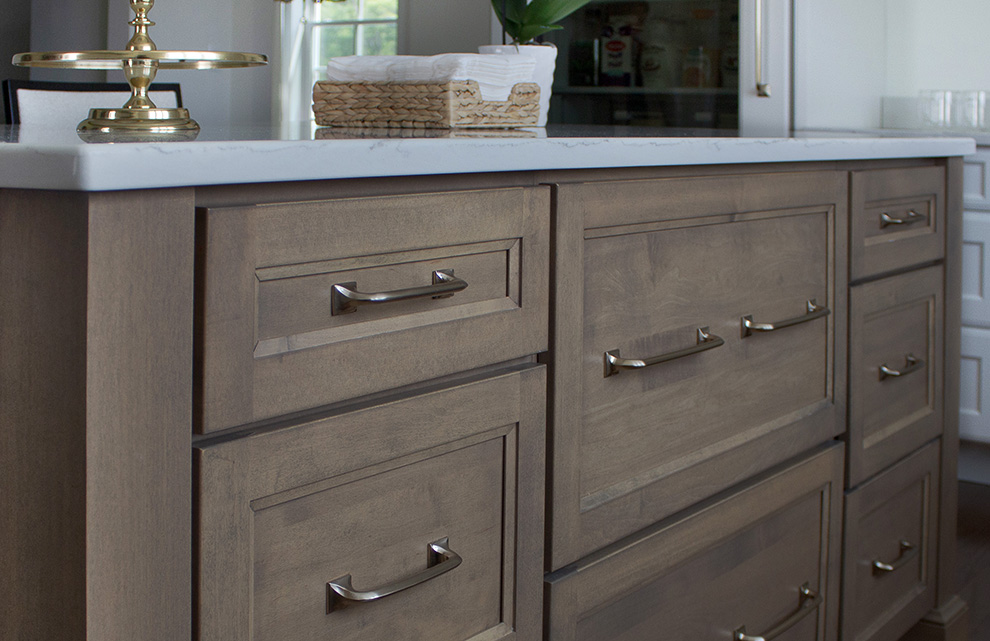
xmin=0 ymin=190 xmax=89 ymax=640
xmin=938 ymin=157 xmax=963 ymax=602
xmin=85 ymin=189 xmax=195 ymax=641
xmin=899 ymin=157 xmax=968 ymax=641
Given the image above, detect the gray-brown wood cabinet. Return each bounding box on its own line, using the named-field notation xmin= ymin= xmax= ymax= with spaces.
xmin=0 ymin=158 xmax=967 ymax=641
xmin=547 ymin=170 xmax=848 ymax=569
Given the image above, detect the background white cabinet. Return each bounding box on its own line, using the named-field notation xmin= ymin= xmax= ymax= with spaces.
xmin=793 ymin=0 xmax=990 ymax=131
xmin=961 ymin=150 xmax=990 ymax=480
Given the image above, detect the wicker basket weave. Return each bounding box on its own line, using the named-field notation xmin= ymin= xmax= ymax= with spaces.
xmin=312 ymin=80 xmax=540 ymax=129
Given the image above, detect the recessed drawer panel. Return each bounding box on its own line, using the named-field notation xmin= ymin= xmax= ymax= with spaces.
xmin=196 ymin=187 xmax=549 ymax=433
xmin=842 ymin=440 xmax=940 ymax=641
xmin=550 ymin=171 xmax=848 ymax=568
xmin=546 ymin=444 xmax=843 ymax=641
xmin=196 ymin=365 xmax=544 ymax=641
xmin=850 ymin=166 xmax=945 ymax=280
xmin=848 ymin=266 xmax=943 ymax=486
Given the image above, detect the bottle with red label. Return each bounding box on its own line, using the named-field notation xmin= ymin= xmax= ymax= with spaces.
xmin=599 ymin=16 xmax=637 ymax=87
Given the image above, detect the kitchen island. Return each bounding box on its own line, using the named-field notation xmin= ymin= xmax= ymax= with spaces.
xmin=0 ymin=126 xmax=975 ymax=641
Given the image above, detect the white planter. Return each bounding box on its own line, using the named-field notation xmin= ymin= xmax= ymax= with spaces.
xmin=479 ymin=43 xmax=557 ymax=127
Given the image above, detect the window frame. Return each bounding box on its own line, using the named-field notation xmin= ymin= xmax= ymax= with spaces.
xmin=277 ymin=0 xmax=399 ymax=129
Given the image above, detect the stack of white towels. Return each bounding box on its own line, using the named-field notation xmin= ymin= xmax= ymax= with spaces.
xmin=325 ymin=53 xmax=537 ymax=102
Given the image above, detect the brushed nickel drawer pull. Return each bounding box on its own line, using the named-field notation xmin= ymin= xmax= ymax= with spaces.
xmin=878 ymin=354 xmax=925 ymax=380
xmin=872 ymin=540 xmax=918 ymax=575
xmin=741 ymin=299 xmax=830 ymax=337
xmin=734 ymin=583 xmax=822 ymax=641
xmin=604 ymin=327 xmax=724 ymax=378
xmin=326 ymin=537 xmax=461 ymax=612
xmin=331 ymin=269 xmax=468 ymax=316
xmin=880 ymin=210 xmax=927 ymax=228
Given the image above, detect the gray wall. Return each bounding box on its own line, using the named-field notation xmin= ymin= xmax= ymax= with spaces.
xmin=19 ymin=0 xmax=493 ymax=129
xmin=2 ymin=0 xmax=33 ymax=86
xmin=400 ymin=0 xmax=493 ymax=56
xmin=17 ymin=0 xmax=276 ymax=128
xmin=28 ymin=0 xmax=107 ymax=82
xmin=109 ymin=0 xmax=277 ymax=129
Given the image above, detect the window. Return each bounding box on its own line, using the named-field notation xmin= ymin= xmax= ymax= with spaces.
xmin=278 ymin=0 xmax=398 ymax=127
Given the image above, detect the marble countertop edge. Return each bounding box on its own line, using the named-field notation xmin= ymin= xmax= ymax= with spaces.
xmin=0 ymin=131 xmax=977 ymax=192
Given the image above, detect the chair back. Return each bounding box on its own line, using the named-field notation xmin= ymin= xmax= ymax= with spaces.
xmin=2 ymin=80 xmax=183 ymax=127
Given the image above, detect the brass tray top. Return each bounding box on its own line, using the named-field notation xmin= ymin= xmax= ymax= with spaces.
xmin=13 ymin=50 xmax=267 ymax=71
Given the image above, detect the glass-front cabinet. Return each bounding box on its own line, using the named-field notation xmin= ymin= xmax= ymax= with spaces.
xmin=543 ymin=0 xmax=790 ymax=134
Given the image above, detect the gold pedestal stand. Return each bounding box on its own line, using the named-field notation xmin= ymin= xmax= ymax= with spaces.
xmin=13 ymin=0 xmax=267 ymax=141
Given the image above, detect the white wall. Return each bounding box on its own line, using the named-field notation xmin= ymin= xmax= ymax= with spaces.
xmin=884 ymin=0 xmax=990 ymax=94
xmin=792 ymin=0 xmax=887 ymax=130
xmin=794 ymin=0 xmax=990 ymax=130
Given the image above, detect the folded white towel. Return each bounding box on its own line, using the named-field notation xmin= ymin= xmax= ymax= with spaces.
xmin=325 ymin=53 xmax=537 ymax=102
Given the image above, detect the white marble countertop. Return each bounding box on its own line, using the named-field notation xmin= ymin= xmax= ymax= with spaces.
xmin=0 ymin=124 xmax=976 ymax=192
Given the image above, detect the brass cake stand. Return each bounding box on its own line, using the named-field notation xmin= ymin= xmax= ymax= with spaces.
xmin=13 ymin=0 xmax=267 ymax=140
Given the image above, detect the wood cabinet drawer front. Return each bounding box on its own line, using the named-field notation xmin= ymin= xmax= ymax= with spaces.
xmin=196 ymin=365 xmax=545 ymax=641
xmin=550 ymin=170 xmax=848 ymax=568
xmin=197 ymin=187 xmax=549 ymax=433
xmin=842 ymin=440 xmax=940 ymax=641
xmin=546 ymin=444 xmax=843 ymax=641
xmin=848 ymin=266 xmax=943 ymax=486
xmin=850 ymin=166 xmax=945 ymax=280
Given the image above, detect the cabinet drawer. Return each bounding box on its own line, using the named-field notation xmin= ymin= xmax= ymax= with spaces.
xmin=550 ymin=171 xmax=848 ymax=568
xmin=545 ymin=444 xmax=843 ymax=641
xmin=848 ymin=266 xmax=943 ymax=486
xmin=196 ymin=187 xmax=549 ymax=432
xmin=196 ymin=365 xmax=545 ymax=641
xmin=850 ymin=166 xmax=945 ymax=280
xmin=842 ymin=440 xmax=940 ymax=641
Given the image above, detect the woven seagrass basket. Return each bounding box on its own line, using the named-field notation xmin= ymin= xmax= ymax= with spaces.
xmin=312 ymin=80 xmax=540 ymax=129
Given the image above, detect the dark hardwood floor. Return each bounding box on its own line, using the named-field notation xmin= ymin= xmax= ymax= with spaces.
xmin=957 ymin=481 xmax=990 ymax=641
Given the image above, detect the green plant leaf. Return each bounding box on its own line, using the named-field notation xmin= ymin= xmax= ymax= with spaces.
xmin=513 ymin=24 xmax=564 ymax=44
xmin=491 ymin=0 xmax=529 ymax=28
xmin=491 ymin=0 xmax=591 ymax=44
